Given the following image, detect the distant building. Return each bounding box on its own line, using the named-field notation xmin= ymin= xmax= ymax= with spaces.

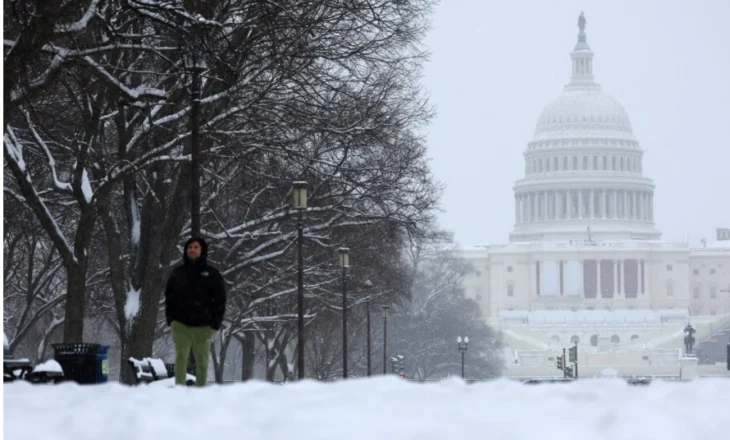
xmin=462 ymin=13 xmax=730 ymax=378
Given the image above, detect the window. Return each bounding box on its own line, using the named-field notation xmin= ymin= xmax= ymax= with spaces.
xmin=570 ymin=335 xmax=580 ymax=344
xmin=631 ymin=335 xmax=639 ymax=341
xmin=693 ymin=286 xmax=700 ymax=298
xmin=710 ymin=309 xmax=717 ymax=316
xmin=590 ymin=335 xmax=599 ymax=346
xmin=546 ymin=158 xmax=550 ymax=171
xmin=593 ymin=156 xmax=598 ymax=169
xmin=475 ymin=271 xmax=482 ymax=277
xmin=507 ymin=266 xmax=513 ymax=273
xmin=710 ymin=269 xmax=716 ymax=275
xmin=583 ymin=156 xmax=588 ymax=170
xmin=539 ymin=159 xmax=543 ymax=172
xmin=666 ymin=264 xmax=673 ymax=271
xmin=620 ymin=157 xmax=624 ymax=171
xmin=666 ymin=281 xmax=674 ymax=296
xmin=475 ymin=288 xmax=483 ymax=301
xmin=573 ymin=156 xmax=578 ymax=170
xmin=563 ymin=157 xmax=568 ymax=170
xmin=612 ymin=157 xmax=616 ymax=170
xmin=693 ymin=269 xmax=699 ymax=275
xmin=507 ymin=283 xmax=514 ymax=297
xmin=610 ymin=335 xmax=620 ymax=344
xmin=602 ymin=156 xmax=607 ymax=170
xmin=710 ymin=286 xmax=716 ymax=298
xmin=554 ymin=157 xmax=558 ymax=171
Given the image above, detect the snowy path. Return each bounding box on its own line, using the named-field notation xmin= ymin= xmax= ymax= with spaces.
xmin=4 ymin=377 xmax=730 ymax=440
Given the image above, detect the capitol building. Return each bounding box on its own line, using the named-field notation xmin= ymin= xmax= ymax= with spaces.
xmin=462 ymin=14 xmax=730 ymax=378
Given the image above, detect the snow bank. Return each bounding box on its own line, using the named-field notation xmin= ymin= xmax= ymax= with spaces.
xmin=4 ymin=377 xmax=730 ymax=439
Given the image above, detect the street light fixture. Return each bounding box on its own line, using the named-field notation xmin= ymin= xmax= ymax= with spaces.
xmin=364 ymin=280 xmax=373 ymax=376
xmin=338 ymin=247 xmax=350 ymax=379
xmin=457 ymin=336 xmax=469 ymax=379
xmin=293 ymin=181 xmax=308 ymax=380
xmin=382 ymin=304 xmax=389 ymax=375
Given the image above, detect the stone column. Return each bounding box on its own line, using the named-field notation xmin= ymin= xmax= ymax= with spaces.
xmin=649 ymin=193 xmax=654 ymax=221
xmin=566 ymin=190 xmax=573 ymax=219
xmin=611 ymin=189 xmax=618 ymax=218
xmin=588 ymin=189 xmax=596 ymax=218
xmin=578 ymin=190 xmax=583 ymax=219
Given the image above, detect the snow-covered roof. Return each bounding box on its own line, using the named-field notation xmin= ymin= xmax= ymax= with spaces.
xmin=499 ymin=309 xmax=688 ymax=325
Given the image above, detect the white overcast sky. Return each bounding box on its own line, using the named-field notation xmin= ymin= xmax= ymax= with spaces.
xmin=422 ymin=0 xmax=730 ymax=247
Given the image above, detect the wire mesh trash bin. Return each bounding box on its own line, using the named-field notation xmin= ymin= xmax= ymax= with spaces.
xmin=52 ymin=343 xmax=110 ymax=384
xmin=165 ymin=363 xmax=175 ymax=378
xmin=97 ymin=345 xmax=110 ymax=383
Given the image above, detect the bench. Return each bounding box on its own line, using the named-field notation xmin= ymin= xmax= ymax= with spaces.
xmin=127 ymin=357 xmax=195 ymax=386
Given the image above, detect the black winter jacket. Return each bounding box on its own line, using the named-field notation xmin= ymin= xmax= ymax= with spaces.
xmin=164 ymin=238 xmax=226 ymax=330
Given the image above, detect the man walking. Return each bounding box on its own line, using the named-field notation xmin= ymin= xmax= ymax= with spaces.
xmin=164 ymin=237 xmax=226 ymax=386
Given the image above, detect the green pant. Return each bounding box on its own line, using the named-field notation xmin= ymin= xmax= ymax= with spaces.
xmin=171 ymin=320 xmax=215 ymax=387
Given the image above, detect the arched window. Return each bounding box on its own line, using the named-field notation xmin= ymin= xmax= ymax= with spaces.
xmin=546 ymin=158 xmax=550 ymax=171
xmin=610 ymin=335 xmax=620 ymax=344
xmin=630 ymin=334 xmax=639 ymax=341
xmin=507 ymin=283 xmax=514 ymax=297
xmin=593 ymin=156 xmax=598 ymax=169
xmin=563 ymin=157 xmax=568 ymax=170
xmin=554 ymin=157 xmax=558 ymax=171
xmin=573 ymin=156 xmax=578 ymax=170
xmin=603 ymin=156 xmax=607 ymax=170
xmin=666 ymin=281 xmax=674 ymax=296
xmin=551 ymin=335 xmax=560 ymax=343
xmin=583 ymin=156 xmax=588 ymax=170
xmin=620 ymin=157 xmax=624 ymax=170
xmin=590 ymin=335 xmax=599 ymax=346
xmin=570 ymin=335 xmax=580 ymax=344
xmin=612 ymin=157 xmax=616 ymax=170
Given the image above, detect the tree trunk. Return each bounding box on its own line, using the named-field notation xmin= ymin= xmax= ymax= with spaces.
xmin=240 ymin=334 xmax=255 ymax=381
xmin=62 ymin=265 xmax=86 ymax=342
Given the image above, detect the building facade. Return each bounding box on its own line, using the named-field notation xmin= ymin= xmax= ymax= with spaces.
xmin=463 ymin=14 xmax=730 ymax=378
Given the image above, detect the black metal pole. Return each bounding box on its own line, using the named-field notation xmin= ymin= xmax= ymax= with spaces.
xmin=366 ymin=300 xmax=371 ymax=376
xmin=342 ymin=267 xmax=348 ymax=379
xmin=461 ymin=349 xmax=465 ymax=379
xmin=574 ymin=342 xmax=579 ymax=379
xmin=383 ymin=312 xmax=388 ymax=374
xmin=190 ymin=67 xmax=202 ymax=237
xmin=297 ymin=210 xmax=304 ymax=380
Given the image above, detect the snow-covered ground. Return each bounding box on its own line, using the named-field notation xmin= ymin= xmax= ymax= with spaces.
xmin=4 ymin=377 xmax=730 ymax=440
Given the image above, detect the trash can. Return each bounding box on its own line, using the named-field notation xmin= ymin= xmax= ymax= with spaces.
xmin=97 ymin=345 xmax=110 ymax=383
xmin=52 ymin=343 xmax=107 ymax=384
xmin=165 ymin=363 xmax=175 ymax=379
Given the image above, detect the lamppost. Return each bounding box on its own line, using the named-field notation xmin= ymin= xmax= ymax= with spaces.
xmin=184 ymin=51 xmax=206 ymax=377
xmin=338 ymin=247 xmax=350 ymax=379
xmin=364 ymin=280 xmax=373 ymax=376
xmin=457 ymin=336 xmax=469 ymax=379
xmin=184 ymin=52 xmax=206 ymax=237
xmin=293 ymin=181 xmax=308 ymax=380
xmin=382 ymin=305 xmax=389 ymax=374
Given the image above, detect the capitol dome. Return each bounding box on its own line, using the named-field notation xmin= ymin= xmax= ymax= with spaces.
xmin=534 ymin=89 xmax=634 ymax=137
xmin=510 ymin=13 xmax=661 ymax=243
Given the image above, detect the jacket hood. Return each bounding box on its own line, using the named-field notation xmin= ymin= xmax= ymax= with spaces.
xmin=183 ymin=237 xmax=208 ymax=266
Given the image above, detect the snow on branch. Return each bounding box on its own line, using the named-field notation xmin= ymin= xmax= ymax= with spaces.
xmin=53 ymin=0 xmax=103 ymax=34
